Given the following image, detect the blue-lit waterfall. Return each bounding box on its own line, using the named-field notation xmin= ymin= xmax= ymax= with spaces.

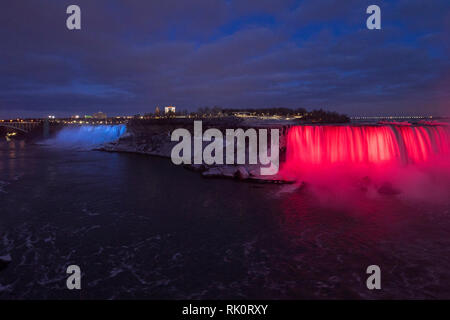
xmin=45 ymin=125 xmax=126 ymax=148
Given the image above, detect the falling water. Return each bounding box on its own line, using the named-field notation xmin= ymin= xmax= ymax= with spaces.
xmin=280 ymin=124 xmax=450 ymax=200
xmin=44 ymin=124 xmax=127 ymax=148
xmin=283 ymin=125 xmax=450 ymax=169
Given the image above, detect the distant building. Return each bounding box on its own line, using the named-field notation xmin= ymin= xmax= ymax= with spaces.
xmin=155 ymin=106 xmax=160 ymax=115
xmin=93 ymin=112 xmax=107 ymax=120
xmin=233 ymin=111 xmax=252 ymax=117
xmin=164 ymin=106 xmax=176 ymax=114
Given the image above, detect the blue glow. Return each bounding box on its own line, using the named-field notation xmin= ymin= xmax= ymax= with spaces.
xmin=49 ymin=125 xmax=126 ymax=148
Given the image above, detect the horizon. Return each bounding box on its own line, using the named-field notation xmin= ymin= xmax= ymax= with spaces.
xmin=0 ymin=109 xmax=446 ymax=121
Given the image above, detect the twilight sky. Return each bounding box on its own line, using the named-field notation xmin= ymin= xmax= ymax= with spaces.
xmin=0 ymin=0 xmax=448 ymax=118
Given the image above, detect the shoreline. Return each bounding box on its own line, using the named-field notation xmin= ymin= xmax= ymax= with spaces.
xmin=94 ymin=119 xmax=295 ymax=184
xmin=96 ymin=141 xmax=295 ymax=184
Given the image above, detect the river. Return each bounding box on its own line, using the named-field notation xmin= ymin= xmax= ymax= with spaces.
xmin=1 ymin=126 xmax=450 ymax=299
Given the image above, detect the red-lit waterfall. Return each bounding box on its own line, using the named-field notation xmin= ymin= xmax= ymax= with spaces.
xmin=278 ymin=124 xmax=450 ymax=204
xmin=280 ymin=125 xmax=450 ymax=191
xmin=283 ymin=125 xmax=450 ymax=168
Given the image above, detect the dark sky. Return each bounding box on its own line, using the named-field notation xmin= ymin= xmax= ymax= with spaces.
xmin=0 ymin=0 xmax=448 ymax=118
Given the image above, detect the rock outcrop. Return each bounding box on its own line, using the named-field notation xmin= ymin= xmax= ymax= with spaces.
xmin=97 ymin=120 xmax=294 ymax=184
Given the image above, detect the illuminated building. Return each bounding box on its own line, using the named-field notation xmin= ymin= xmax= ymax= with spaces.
xmin=164 ymin=106 xmax=176 ymax=114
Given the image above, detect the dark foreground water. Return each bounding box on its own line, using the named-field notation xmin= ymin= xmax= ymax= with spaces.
xmin=1 ymin=141 xmax=450 ymax=299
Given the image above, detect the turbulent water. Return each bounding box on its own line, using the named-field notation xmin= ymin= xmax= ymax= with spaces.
xmin=1 ymin=124 xmax=450 ymax=299
xmin=280 ymin=125 xmax=450 ymax=202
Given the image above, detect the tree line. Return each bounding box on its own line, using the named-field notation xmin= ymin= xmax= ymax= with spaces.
xmin=142 ymin=106 xmax=349 ymax=123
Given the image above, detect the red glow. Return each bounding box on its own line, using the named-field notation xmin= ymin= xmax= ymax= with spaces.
xmin=282 ymin=125 xmax=450 ymax=174
xmin=278 ymin=124 xmax=450 ymax=210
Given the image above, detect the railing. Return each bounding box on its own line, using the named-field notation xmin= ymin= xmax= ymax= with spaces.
xmin=0 ymin=121 xmax=43 ymax=133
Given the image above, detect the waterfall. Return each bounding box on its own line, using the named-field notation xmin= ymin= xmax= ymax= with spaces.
xmin=279 ymin=124 xmax=450 ymax=201
xmin=283 ymin=125 xmax=450 ymax=170
xmin=45 ymin=125 xmax=126 ymax=148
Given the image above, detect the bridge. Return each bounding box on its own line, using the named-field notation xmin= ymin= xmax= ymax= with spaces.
xmin=0 ymin=121 xmax=44 ymax=133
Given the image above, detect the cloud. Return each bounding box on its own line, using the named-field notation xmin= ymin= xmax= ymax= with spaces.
xmin=0 ymin=0 xmax=448 ymax=118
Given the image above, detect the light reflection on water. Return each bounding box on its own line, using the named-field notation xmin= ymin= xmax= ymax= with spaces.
xmin=0 ymin=141 xmax=450 ymax=299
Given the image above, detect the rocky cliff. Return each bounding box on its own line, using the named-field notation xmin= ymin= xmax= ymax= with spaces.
xmin=97 ymin=119 xmax=292 ymax=183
